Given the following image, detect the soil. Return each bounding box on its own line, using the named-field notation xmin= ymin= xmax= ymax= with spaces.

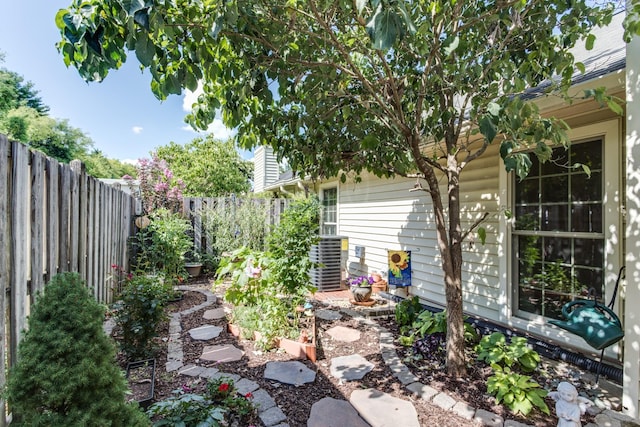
xmin=118 ymin=275 xmax=605 ymax=427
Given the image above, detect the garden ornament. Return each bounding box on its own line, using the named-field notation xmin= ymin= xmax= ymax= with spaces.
xmin=548 ymin=382 xmax=592 ymax=427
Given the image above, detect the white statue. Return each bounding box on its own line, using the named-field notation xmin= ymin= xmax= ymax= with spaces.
xmin=548 ymin=382 xmax=592 ymax=427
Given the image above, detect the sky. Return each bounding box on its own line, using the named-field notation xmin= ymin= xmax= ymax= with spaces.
xmin=0 ymin=1 xmax=240 ymax=163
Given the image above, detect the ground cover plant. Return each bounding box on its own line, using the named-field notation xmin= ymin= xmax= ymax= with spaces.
xmin=5 ymin=273 xmax=148 ymax=426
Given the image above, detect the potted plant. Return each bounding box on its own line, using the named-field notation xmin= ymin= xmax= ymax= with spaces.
xmin=184 ymin=249 xmax=203 ymax=277
xmin=348 ymin=275 xmax=374 ymax=302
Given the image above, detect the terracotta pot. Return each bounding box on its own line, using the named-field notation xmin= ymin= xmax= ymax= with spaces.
xmin=371 ymin=273 xmax=382 ymax=282
xmin=185 ymin=263 xmax=202 ymax=277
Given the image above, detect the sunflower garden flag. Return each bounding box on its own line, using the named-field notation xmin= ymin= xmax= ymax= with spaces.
xmin=388 ymin=250 xmax=411 ymax=287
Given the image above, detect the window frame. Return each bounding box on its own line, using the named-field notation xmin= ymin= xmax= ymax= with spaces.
xmin=320 ymin=186 xmax=338 ymax=235
xmin=499 ymin=119 xmax=622 ymax=342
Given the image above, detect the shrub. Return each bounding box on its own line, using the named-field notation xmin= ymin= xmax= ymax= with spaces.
xmin=113 ymin=272 xmax=170 ymax=359
xmin=5 ymin=273 xmax=149 ymax=426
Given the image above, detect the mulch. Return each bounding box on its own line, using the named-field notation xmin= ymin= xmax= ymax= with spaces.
xmin=115 ymin=275 xmax=605 ymax=426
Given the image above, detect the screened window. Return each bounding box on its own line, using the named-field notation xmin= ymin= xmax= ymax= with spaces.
xmin=513 ymin=139 xmax=604 ymax=320
xmin=321 ymin=187 xmax=337 ymax=235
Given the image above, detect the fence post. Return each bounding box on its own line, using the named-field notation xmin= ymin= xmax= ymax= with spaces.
xmin=0 ymin=135 xmax=9 ymax=427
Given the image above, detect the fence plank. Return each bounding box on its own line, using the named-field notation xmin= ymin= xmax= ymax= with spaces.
xmin=30 ymin=152 xmax=45 ymax=296
xmin=58 ymin=163 xmax=71 ymax=271
xmin=10 ymin=141 xmax=30 ymax=366
xmin=86 ymin=179 xmax=95 ymax=295
xmin=46 ymin=158 xmax=60 ymax=281
xmin=0 ymin=136 xmax=9 ymax=427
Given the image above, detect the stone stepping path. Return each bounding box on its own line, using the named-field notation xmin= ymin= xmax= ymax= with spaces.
xmin=350 ymin=388 xmax=420 ymax=427
xmin=203 ymin=307 xmax=227 ymax=320
xmin=330 ymin=354 xmax=374 ymax=381
xmin=326 ymin=325 xmax=361 ymax=342
xmin=264 ymin=361 xmax=316 ymax=386
xmin=188 ymin=324 xmax=223 ymax=340
xmin=200 ymin=344 xmax=244 ymax=362
xmin=162 ymin=287 xmax=289 ymax=427
xmin=315 ymin=308 xmax=342 ymax=321
xmin=308 ymin=397 xmax=370 ymax=427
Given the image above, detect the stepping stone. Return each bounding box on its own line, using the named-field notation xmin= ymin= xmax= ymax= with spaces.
xmin=316 ymin=309 xmax=342 ymax=321
xmin=189 ymin=325 xmax=223 ymax=340
xmin=326 ymin=325 xmax=361 ymax=342
xmin=308 ymin=397 xmax=370 ymax=427
xmin=200 ymin=344 xmax=244 ymax=362
xmin=264 ymin=361 xmax=316 ymax=386
xmin=350 ymin=388 xmax=419 ymax=427
xmin=330 ymin=354 xmax=374 ymax=381
xmin=203 ymin=307 xmax=226 ymax=320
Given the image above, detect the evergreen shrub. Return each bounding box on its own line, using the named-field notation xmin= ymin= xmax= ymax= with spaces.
xmin=6 ymin=272 xmax=149 ymax=426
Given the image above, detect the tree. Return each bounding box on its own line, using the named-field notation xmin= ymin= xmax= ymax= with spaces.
xmin=56 ymin=0 xmax=619 ymax=376
xmin=6 ymin=273 xmax=148 ymax=426
xmin=0 ymin=68 xmax=49 ymax=116
xmin=154 ymin=135 xmax=252 ymax=197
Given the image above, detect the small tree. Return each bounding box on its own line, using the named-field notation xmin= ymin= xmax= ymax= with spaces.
xmin=5 ymin=273 xmax=149 ymax=426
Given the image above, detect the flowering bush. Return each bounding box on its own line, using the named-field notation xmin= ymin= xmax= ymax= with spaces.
xmin=124 ymin=153 xmax=185 ymax=215
xmin=348 ymin=275 xmax=374 ymax=288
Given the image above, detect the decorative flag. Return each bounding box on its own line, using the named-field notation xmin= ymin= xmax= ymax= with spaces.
xmin=388 ymin=250 xmax=411 ymax=287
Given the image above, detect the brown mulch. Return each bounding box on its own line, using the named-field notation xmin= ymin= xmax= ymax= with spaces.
xmin=117 ymin=276 xmax=602 ymax=427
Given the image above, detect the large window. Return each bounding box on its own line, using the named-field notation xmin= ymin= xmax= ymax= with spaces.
xmin=513 ymin=139 xmax=604 ymax=320
xmin=321 ymin=187 xmax=337 ymax=235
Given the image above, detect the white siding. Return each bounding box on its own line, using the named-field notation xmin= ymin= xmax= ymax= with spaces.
xmin=253 ymin=146 xmax=279 ymax=193
xmin=338 ymin=145 xmax=502 ymax=319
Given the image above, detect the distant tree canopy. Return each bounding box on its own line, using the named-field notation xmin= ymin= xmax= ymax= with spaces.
xmin=0 ymin=62 xmax=136 ymax=179
xmin=154 ymin=135 xmax=252 ymax=197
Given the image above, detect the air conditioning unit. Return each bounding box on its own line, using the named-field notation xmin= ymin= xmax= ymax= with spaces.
xmin=309 ymin=236 xmax=347 ymax=291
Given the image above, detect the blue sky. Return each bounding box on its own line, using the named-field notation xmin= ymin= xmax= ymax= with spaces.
xmin=0 ymin=1 xmax=238 ymax=163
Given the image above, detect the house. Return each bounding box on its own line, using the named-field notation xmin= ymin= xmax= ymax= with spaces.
xmin=254 ymin=12 xmax=640 ymax=418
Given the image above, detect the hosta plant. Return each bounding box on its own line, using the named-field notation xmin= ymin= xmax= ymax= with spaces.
xmin=475 ymin=332 xmax=540 ymax=372
xmin=486 ymin=364 xmax=549 ymax=416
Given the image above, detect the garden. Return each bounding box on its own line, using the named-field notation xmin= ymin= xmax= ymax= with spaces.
xmin=3 ymin=171 xmax=616 ymax=427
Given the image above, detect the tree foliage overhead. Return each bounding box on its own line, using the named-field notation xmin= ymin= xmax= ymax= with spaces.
xmin=55 ymin=0 xmax=620 ymax=376
xmin=154 ymin=135 xmax=252 ymax=197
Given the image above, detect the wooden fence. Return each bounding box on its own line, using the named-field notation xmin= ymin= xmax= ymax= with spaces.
xmin=0 ymin=135 xmax=136 ymax=426
xmin=182 ymin=196 xmax=291 ymax=253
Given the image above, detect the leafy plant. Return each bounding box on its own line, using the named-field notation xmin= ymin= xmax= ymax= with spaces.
xmin=412 ymin=332 xmax=446 ymax=359
xmin=201 ymin=195 xmax=269 ymax=260
xmin=394 ymin=296 xmax=423 ymax=332
xmin=487 ymin=365 xmax=549 ymax=416
xmin=266 ymin=196 xmax=320 ymax=297
xmin=147 ymin=377 xmax=255 ymax=426
xmin=113 ymin=272 xmax=170 ymax=359
xmin=5 ymin=273 xmax=149 ymax=426
xmin=137 ymin=209 xmax=193 ymax=283
xmin=475 ymin=332 xmax=540 ymax=372
xmin=146 ymin=391 xmax=225 ymax=426
xmin=533 ymin=260 xmax=579 ymax=294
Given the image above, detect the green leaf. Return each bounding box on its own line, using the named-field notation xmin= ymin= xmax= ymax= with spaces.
xmin=443 ymin=36 xmax=460 ymax=56
xmin=134 ymin=33 xmax=154 ymax=67
xmin=585 ymin=33 xmax=596 ymax=50
xmin=120 ymin=0 xmax=146 ymax=16
xmin=478 ymin=227 xmax=486 ymax=245
xmin=487 ymin=102 xmax=500 ymax=117
xmin=607 ymin=99 xmax=624 ymax=115
xmin=479 ymin=116 xmax=497 ymax=143
xmin=367 ymin=6 xmax=403 ymax=50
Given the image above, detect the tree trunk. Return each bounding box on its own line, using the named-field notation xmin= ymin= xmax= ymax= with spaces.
xmin=411 ymin=135 xmax=467 ymax=377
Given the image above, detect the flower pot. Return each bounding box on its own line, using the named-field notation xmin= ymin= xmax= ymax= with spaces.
xmin=126 ymin=359 xmax=156 ymax=409
xmin=372 ymin=281 xmax=387 ymax=294
xmin=185 ymin=262 xmax=203 ymax=277
xmin=351 ymin=286 xmax=372 ymax=302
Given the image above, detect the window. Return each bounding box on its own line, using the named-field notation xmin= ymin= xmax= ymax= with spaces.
xmin=321 ymin=187 xmax=337 ymax=235
xmin=513 ymin=139 xmax=604 ymax=320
